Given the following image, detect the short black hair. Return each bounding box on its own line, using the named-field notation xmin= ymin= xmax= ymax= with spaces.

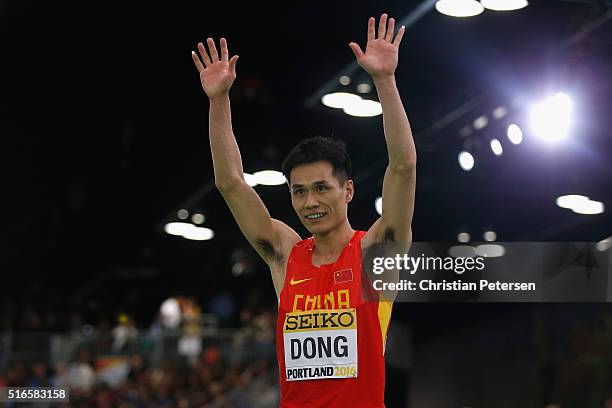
xmin=281 ymin=136 xmax=352 ymax=184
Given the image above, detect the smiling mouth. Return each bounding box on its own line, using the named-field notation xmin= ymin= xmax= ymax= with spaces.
xmin=304 ymin=212 xmax=327 ymax=220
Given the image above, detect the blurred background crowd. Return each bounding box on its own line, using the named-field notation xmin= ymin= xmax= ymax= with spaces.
xmin=1 ymin=295 xmax=279 ymax=408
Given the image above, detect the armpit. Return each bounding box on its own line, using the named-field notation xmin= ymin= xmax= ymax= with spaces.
xmin=256 ymin=239 xmax=284 ymax=264
xmin=382 ymin=227 xmax=396 ymax=243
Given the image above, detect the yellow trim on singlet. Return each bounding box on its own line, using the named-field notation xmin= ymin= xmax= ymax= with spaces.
xmin=377 ymin=298 xmax=393 ymax=353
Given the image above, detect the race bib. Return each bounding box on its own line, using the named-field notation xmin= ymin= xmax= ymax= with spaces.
xmin=283 ymin=308 xmax=358 ymax=381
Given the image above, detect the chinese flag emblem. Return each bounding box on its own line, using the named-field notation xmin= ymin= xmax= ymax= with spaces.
xmin=334 ymin=268 xmax=353 ymax=284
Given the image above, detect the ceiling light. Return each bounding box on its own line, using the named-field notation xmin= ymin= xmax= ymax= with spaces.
xmin=483 ymin=230 xmax=497 ymax=241
xmin=571 ymin=200 xmax=604 ymax=215
xmin=182 ymin=226 xmax=215 ymax=241
xmin=164 ymin=222 xmax=193 ymax=236
xmin=343 ymin=99 xmax=382 ymax=117
xmin=435 ymin=0 xmax=484 ymax=17
xmin=457 ymin=232 xmax=471 ymax=242
xmin=253 ymin=170 xmax=286 ymax=186
xmin=481 ymin=0 xmax=528 ymax=11
xmin=475 ymin=244 xmax=505 ymax=257
xmin=507 ymin=124 xmax=523 ymax=144
xmin=492 ymin=106 xmax=507 ymax=119
xmin=555 ymin=194 xmax=589 ymax=209
xmin=244 ymin=172 xmax=258 ymax=187
xmin=375 ymin=197 xmax=382 ymax=215
xmin=490 ymin=139 xmax=503 ymax=156
xmin=530 ymin=92 xmax=573 ymax=143
xmin=321 ymin=92 xmax=361 ymax=109
xmin=458 ymin=151 xmax=475 ymax=171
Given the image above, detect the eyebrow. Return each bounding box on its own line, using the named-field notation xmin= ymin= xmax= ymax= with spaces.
xmin=291 ymin=180 xmax=329 ymax=189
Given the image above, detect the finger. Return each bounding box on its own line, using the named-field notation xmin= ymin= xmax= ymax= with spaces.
xmin=229 ymin=55 xmax=239 ymax=74
xmin=367 ymin=17 xmax=375 ymax=42
xmin=378 ymin=13 xmax=388 ymax=40
xmin=220 ymin=37 xmax=229 ymax=62
xmin=197 ymin=42 xmax=211 ymax=67
xmin=393 ymin=25 xmax=406 ymax=47
xmin=386 ymin=17 xmax=395 ymax=42
xmin=191 ymin=51 xmax=205 ymax=72
xmin=207 ymin=37 xmax=219 ymax=62
xmin=348 ymin=42 xmax=364 ymax=60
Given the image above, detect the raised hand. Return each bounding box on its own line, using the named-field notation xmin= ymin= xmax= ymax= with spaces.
xmin=349 ymin=14 xmax=405 ymax=79
xmin=192 ymin=37 xmax=239 ymax=99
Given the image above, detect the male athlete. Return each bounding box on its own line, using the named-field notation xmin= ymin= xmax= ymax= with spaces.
xmin=192 ymin=13 xmax=416 ymax=407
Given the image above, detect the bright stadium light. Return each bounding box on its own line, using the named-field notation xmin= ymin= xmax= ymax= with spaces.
xmin=165 ymin=222 xmax=215 ymax=241
xmin=481 ymin=0 xmax=528 ymax=11
xmin=457 ymin=232 xmax=471 ymax=242
xmin=483 ymin=230 xmax=497 ymax=241
xmin=435 ymin=0 xmax=484 ymax=17
xmin=253 ymin=170 xmax=286 ymax=186
xmin=492 ymin=106 xmax=507 ymax=119
xmin=321 ymin=92 xmax=361 ymax=109
xmin=571 ymin=200 xmax=604 ymax=215
xmin=556 ymin=194 xmax=589 ymax=209
xmin=449 ymin=245 xmax=476 ymax=258
xmin=507 ymin=123 xmax=523 ymax=144
xmin=458 ymin=151 xmax=475 ymax=171
xmin=191 ymin=213 xmax=205 ymax=225
xmin=596 ymin=236 xmax=612 ymax=252
xmin=244 ymin=172 xmax=258 ymax=187
xmin=375 ymin=197 xmax=383 ymax=215
xmin=164 ymin=222 xmax=193 ymax=236
xmin=473 ymin=115 xmax=488 ymax=130
xmin=555 ymin=195 xmax=605 ymax=215
xmin=339 ymin=76 xmax=351 ymax=85
xmin=530 ymin=92 xmax=573 ymax=143
xmin=183 ymin=226 xmax=215 ymax=241
xmin=177 ymin=209 xmax=189 ymax=220
xmin=356 ymin=83 xmax=372 ymax=94
xmin=490 ymin=139 xmax=503 ymax=156
xmin=343 ymin=99 xmax=382 ymax=117
xmin=475 ymin=244 xmax=505 ymax=258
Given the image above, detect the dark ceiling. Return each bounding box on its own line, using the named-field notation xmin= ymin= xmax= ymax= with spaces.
xmin=2 ymin=0 xmax=611 ymax=318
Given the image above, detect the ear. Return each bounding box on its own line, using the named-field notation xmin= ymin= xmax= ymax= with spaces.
xmin=345 ymin=180 xmax=354 ymax=203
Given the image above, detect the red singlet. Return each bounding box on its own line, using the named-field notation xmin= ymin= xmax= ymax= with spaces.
xmin=276 ymin=230 xmax=393 ymax=408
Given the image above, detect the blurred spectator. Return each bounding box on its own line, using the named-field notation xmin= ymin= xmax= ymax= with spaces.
xmin=178 ymin=298 xmax=203 ymax=366
xmin=112 ymin=314 xmax=138 ymax=353
xmin=29 ymin=361 xmax=50 ymax=387
xmin=67 ymin=348 xmax=95 ymax=392
xmin=50 ymin=361 xmax=69 ymax=388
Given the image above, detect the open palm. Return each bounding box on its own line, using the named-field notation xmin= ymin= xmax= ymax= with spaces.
xmin=349 ymin=14 xmax=405 ymax=78
xmin=192 ymin=37 xmax=239 ymax=99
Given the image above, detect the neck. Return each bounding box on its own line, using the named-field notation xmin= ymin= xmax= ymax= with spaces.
xmin=312 ymin=220 xmax=355 ymax=257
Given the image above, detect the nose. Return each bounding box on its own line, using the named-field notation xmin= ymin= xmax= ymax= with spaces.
xmin=304 ymin=191 xmax=319 ymax=209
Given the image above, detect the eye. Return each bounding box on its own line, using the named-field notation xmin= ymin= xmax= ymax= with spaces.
xmin=316 ymin=185 xmax=328 ymax=192
xmin=293 ymin=188 xmax=305 ymax=196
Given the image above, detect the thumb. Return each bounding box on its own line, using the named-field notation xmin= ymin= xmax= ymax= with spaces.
xmin=348 ymin=42 xmax=364 ymax=60
xmin=229 ymin=55 xmax=239 ymax=73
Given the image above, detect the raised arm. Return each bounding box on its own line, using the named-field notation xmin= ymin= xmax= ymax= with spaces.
xmin=349 ymin=14 xmax=416 ymax=246
xmin=191 ymin=38 xmax=300 ymax=295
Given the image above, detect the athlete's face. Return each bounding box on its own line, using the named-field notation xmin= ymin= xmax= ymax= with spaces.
xmin=289 ymin=161 xmax=354 ymax=234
